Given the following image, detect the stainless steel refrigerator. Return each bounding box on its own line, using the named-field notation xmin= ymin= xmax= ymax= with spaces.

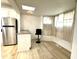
xmin=1 ymin=17 xmax=18 ymax=46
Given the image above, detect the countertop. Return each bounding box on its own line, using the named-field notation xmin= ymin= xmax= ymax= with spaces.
xmin=18 ymin=30 xmax=31 ymax=34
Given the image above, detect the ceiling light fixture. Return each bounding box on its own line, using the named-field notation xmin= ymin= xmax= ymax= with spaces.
xmin=22 ymin=5 xmax=35 ymax=11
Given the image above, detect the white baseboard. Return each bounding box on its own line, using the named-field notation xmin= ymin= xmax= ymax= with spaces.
xmin=41 ymin=36 xmax=72 ymax=52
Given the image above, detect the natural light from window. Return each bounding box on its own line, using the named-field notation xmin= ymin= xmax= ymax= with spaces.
xmin=63 ymin=11 xmax=74 ymax=27
xmin=55 ymin=14 xmax=63 ymax=28
xmin=43 ymin=11 xmax=74 ymax=28
xmin=43 ymin=17 xmax=52 ymax=24
xmin=55 ymin=11 xmax=74 ymax=28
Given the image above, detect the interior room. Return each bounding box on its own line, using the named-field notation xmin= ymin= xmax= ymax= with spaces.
xmin=0 ymin=0 xmax=76 ymax=59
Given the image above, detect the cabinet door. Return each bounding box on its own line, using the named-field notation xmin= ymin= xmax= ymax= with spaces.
xmin=17 ymin=34 xmax=31 ymax=52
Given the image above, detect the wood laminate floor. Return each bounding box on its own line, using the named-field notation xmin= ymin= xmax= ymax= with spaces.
xmin=1 ymin=40 xmax=71 ymax=59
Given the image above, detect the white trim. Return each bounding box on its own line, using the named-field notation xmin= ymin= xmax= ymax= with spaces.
xmin=41 ymin=36 xmax=71 ymax=52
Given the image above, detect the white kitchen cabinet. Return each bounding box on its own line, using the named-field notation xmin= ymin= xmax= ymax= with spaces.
xmin=17 ymin=31 xmax=31 ymax=52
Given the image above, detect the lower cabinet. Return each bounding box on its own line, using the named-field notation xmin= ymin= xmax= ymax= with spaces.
xmin=17 ymin=34 xmax=31 ymax=52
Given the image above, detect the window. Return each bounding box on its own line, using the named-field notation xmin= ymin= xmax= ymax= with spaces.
xmin=63 ymin=11 xmax=74 ymax=27
xmin=55 ymin=11 xmax=74 ymax=28
xmin=63 ymin=19 xmax=73 ymax=27
xmin=43 ymin=17 xmax=52 ymax=24
xmin=43 ymin=16 xmax=53 ymax=35
xmin=55 ymin=14 xmax=63 ymax=28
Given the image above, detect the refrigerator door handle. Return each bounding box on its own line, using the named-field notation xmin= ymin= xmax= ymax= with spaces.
xmin=3 ymin=25 xmax=15 ymax=27
xmin=1 ymin=29 xmax=2 ymax=32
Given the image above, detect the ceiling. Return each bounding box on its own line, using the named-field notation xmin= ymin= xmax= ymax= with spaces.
xmin=15 ymin=0 xmax=76 ymax=16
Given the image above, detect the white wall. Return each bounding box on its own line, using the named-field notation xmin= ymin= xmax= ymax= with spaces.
xmin=21 ymin=14 xmax=42 ymax=39
xmin=71 ymin=10 xmax=77 ymax=59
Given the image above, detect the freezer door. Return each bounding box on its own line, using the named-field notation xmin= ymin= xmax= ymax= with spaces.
xmin=2 ymin=26 xmax=17 ymax=45
xmin=2 ymin=17 xmax=16 ymax=26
